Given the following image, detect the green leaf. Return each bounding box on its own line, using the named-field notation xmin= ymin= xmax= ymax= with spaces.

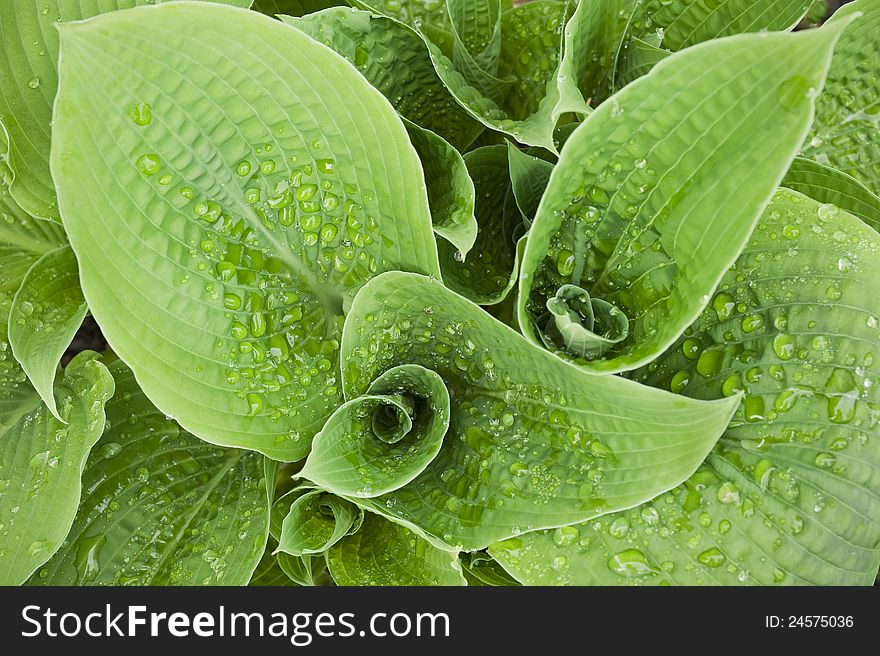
xmin=404 ymin=121 xmax=477 ymax=258
xmin=352 ymin=0 xmax=453 ymax=31
xmin=326 ymin=512 xmax=465 ymax=585
xmin=615 ymin=36 xmax=670 ymax=88
xmin=277 ymin=551 xmax=328 ymax=585
xmin=627 ymin=0 xmax=812 ymax=51
xmin=517 ymin=22 xmax=851 ymax=375
xmin=782 ymin=157 xmax=880 ymax=232
xmin=31 ymin=359 xmax=268 ymax=585
xmin=438 ymin=145 xmax=522 ymax=305
xmin=9 ymin=245 xmax=87 ymax=421
xmin=0 ymin=351 xmax=114 ymax=585
xmin=253 ymin=0 xmax=342 ymax=17
xmin=337 ymin=271 xmax=739 ymax=550
xmin=461 ymin=551 xmax=520 ymax=586
xmin=276 ymin=488 xmax=362 ymax=556
xmin=53 ymin=3 xmax=440 ymax=461
xmin=0 ymin=0 xmax=253 ymax=221
xmin=299 ymin=364 xmax=450 ymax=497
xmin=250 ymin=541 xmax=299 ymax=586
xmin=564 ymin=0 xmax=636 ymax=105
xmin=802 ymin=0 xmax=880 ymax=194
xmin=420 ymin=1 xmax=581 ymax=151
xmin=492 ymin=189 xmax=880 ymax=585
xmin=286 ymin=8 xmax=484 ymax=151
xmin=506 ymin=141 xmax=553 ymax=224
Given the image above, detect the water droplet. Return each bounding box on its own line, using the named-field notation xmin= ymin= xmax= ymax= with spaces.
xmin=607 ymin=549 xmax=656 ymax=578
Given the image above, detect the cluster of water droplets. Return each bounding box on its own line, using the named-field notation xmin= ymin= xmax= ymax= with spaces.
xmin=129 ymin=101 xmax=393 ymax=442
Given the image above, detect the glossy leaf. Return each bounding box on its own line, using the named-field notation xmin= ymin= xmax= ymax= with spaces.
xmin=338 ymin=271 xmax=739 ymax=550
xmin=518 ymin=23 xmax=851 ymax=374
xmin=9 ymin=245 xmax=87 ymax=420
xmin=492 ymin=190 xmax=880 ymax=585
xmin=53 ymin=3 xmax=440 ymax=460
xmin=327 ymin=512 xmax=465 ymax=585
xmin=782 ymin=157 xmax=880 ymax=231
xmin=0 ymin=0 xmax=252 ymax=221
xmin=0 ymin=351 xmax=114 ymax=585
xmin=615 ymin=36 xmax=670 ymax=88
xmin=802 ymin=0 xmax=880 ymax=194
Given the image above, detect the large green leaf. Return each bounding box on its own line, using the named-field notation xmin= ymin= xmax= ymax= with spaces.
xmin=31 ymin=359 xmax=269 ymax=585
xmin=286 ymin=8 xmax=484 ymax=150
xmin=0 ymin=0 xmax=253 ymax=221
xmin=492 ymin=190 xmax=880 ymax=585
xmin=9 ymin=245 xmax=86 ymax=421
xmin=0 ymin=351 xmax=114 ymax=585
xmin=53 ymin=3 xmax=440 ymax=461
xmin=517 ymin=22 xmax=851 ymax=375
xmin=783 ymin=157 xmax=880 ymax=232
xmin=336 ymin=271 xmax=739 ymax=550
xmin=802 ymin=0 xmax=880 ymax=194
xmin=627 ymin=0 xmax=812 ymax=51
xmin=327 ymin=512 xmax=465 ymax=585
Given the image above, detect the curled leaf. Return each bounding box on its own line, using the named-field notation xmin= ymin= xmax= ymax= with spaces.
xmin=539 ymin=284 xmax=629 ymax=360
xmin=299 ymin=364 xmax=450 ymax=497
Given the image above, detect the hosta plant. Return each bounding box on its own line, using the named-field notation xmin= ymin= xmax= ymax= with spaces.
xmin=1 ymin=0 xmax=879 ymax=586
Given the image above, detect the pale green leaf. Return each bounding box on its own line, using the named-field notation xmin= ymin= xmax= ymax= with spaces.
xmin=9 ymin=245 xmax=87 ymax=421
xmin=518 ymin=22 xmax=851 ymax=374
xmin=0 ymin=0 xmax=253 ymax=221
xmin=492 ymin=189 xmax=880 ymax=585
xmin=53 ymin=3 xmax=440 ymax=461
xmin=802 ymin=0 xmax=880 ymax=194
xmin=783 ymin=157 xmax=880 ymax=231
xmin=337 ymin=271 xmax=739 ymax=550
xmin=0 ymin=351 xmax=114 ymax=585
xmin=327 ymin=512 xmax=465 ymax=585
xmin=31 ymin=359 xmax=269 ymax=585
